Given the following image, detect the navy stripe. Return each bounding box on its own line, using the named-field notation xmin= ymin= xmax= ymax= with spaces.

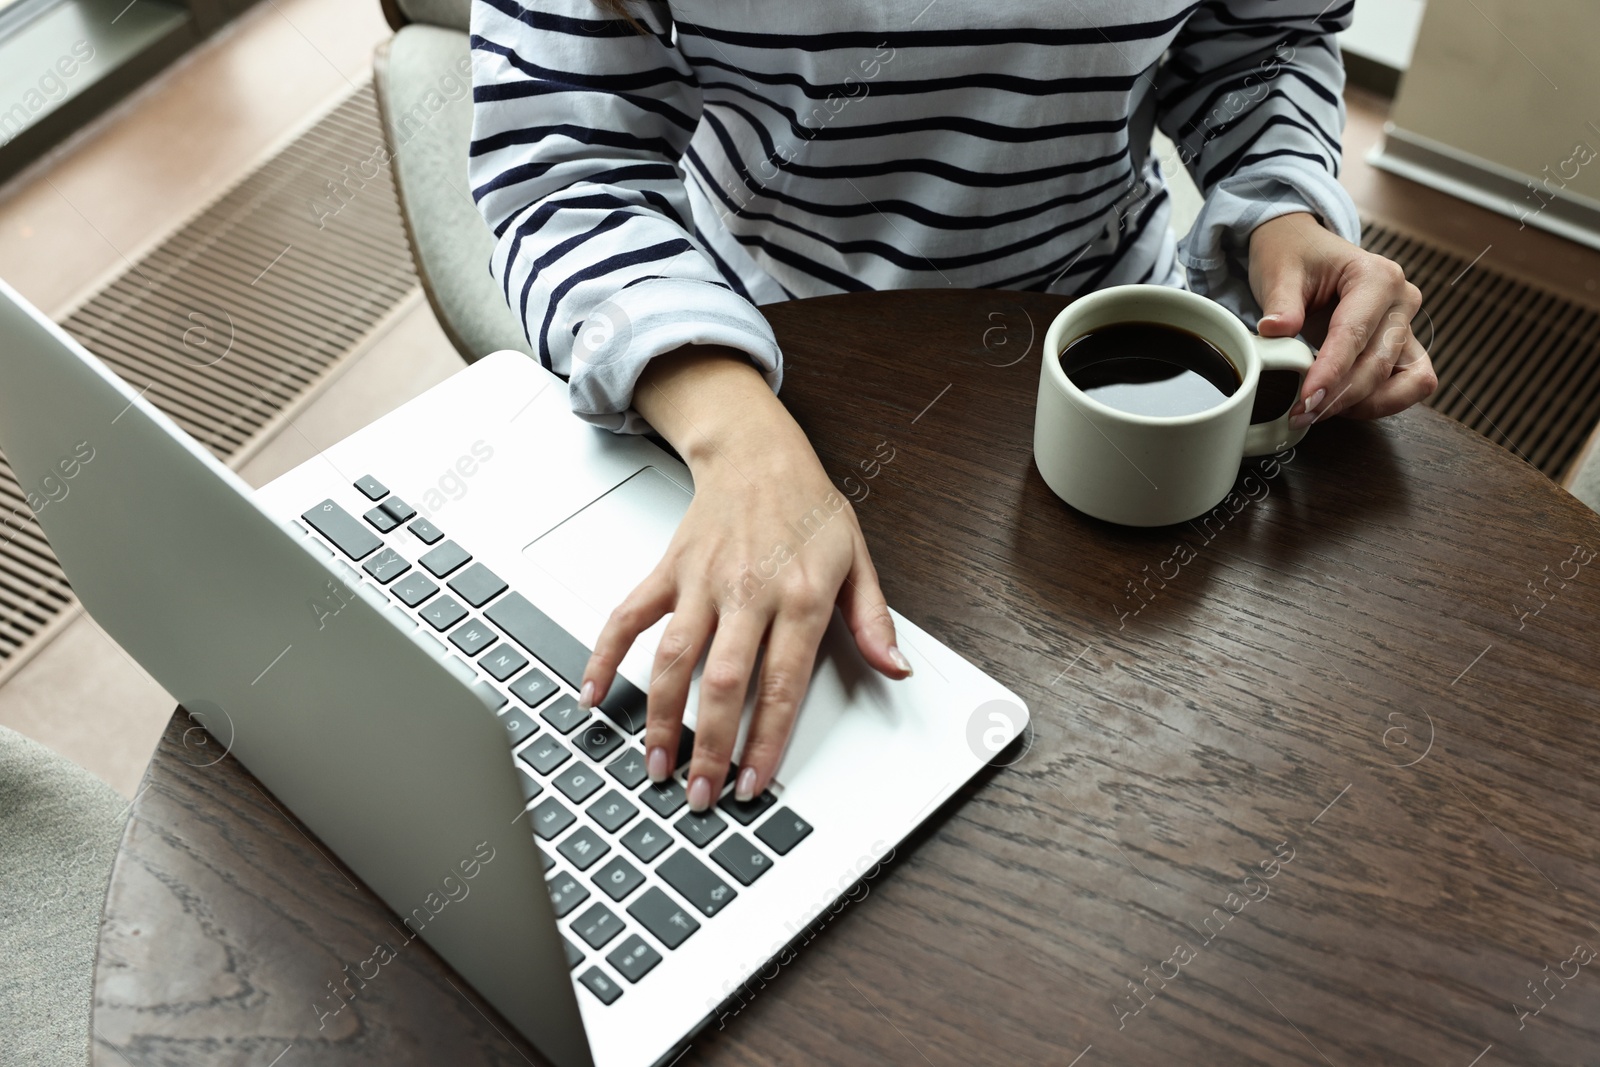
xmin=694 ymin=75 xmax=1130 ymax=145
xmin=673 ymin=6 xmax=1203 ymax=51
xmin=471 ymin=35 xmax=695 ymax=94
xmin=705 ymin=98 xmax=1129 ymax=189
xmin=536 ymin=239 xmax=698 ymax=365
xmin=686 ymin=54 xmax=1147 ymax=100
xmin=470 ymin=121 xmax=682 ymax=160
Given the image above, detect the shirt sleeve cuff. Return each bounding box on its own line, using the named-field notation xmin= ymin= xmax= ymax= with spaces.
xmin=1177 ymin=160 xmax=1362 ymax=326
xmin=563 ymin=278 xmax=783 ymax=435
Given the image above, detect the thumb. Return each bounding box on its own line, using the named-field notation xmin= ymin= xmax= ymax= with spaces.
xmin=1255 ymin=256 xmax=1309 ymax=339
xmin=836 ymin=544 xmax=911 ymax=679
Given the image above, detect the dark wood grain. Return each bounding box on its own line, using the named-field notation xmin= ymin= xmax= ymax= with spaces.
xmin=95 ymin=290 xmax=1600 ymax=1067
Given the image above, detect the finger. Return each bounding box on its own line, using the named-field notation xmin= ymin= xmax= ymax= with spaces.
xmin=735 ymin=597 xmax=833 ymax=801
xmin=642 ymin=596 xmax=717 ymax=783
xmin=836 ymin=537 xmax=909 ymax=678
xmin=1255 ymin=249 xmax=1310 ymax=341
xmin=1338 ymin=335 xmax=1439 ymax=420
xmin=582 ymin=569 xmax=674 ymax=709
xmin=1301 ymin=258 xmax=1410 ymax=416
xmin=686 ymin=608 xmax=768 ymax=811
xmin=1309 ymin=298 xmax=1415 ymax=424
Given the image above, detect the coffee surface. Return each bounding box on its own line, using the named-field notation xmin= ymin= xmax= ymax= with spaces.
xmin=1060 ymin=322 xmax=1240 ymax=417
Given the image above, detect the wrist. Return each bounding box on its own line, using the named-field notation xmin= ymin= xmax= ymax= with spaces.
xmin=633 ymin=344 xmax=810 ymax=470
xmin=1248 ymin=210 xmax=1318 ymax=253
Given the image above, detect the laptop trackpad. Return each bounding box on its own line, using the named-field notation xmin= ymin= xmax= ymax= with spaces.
xmin=521 ymin=466 xmax=892 ymax=778
xmin=524 ymin=466 xmax=694 ymax=617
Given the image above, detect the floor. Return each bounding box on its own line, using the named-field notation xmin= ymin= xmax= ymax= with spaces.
xmin=1 ymin=6 xmax=1598 ymax=797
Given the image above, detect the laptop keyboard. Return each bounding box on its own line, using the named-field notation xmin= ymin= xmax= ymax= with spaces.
xmin=298 ymin=477 xmax=815 ymax=1006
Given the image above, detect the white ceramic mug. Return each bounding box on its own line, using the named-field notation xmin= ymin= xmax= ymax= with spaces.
xmin=1033 ymin=284 xmax=1315 ymax=527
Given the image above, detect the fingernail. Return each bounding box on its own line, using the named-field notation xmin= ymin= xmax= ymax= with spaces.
xmin=1302 ymin=387 xmax=1326 ymax=414
xmin=888 ymin=645 xmax=913 ymax=676
xmin=647 ymin=746 xmax=669 ymax=783
xmin=577 ymin=679 xmax=595 ymax=710
xmin=1289 ymin=411 xmax=1317 ymax=430
xmin=1261 ymin=313 xmax=1283 ymax=325
xmin=735 ymin=767 xmax=758 ymax=802
xmin=687 ymin=775 xmax=712 ymax=811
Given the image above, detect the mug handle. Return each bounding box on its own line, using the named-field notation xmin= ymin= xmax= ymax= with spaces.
xmin=1242 ymin=335 xmax=1317 ymax=458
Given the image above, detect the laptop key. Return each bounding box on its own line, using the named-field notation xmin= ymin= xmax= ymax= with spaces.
xmin=572 ymin=902 xmax=624 ymax=949
xmin=391 ymin=571 xmax=438 ymax=607
xmin=419 ymin=594 xmax=467 ymax=632
xmin=302 ymin=499 xmax=382 ymax=561
xmin=364 ymin=505 xmax=399 ymax=533
xmin=606 ymin=933 xmax=661 ymax=983
xmin=592 ymin=855 xmax=644 ymax=902
xmin=380 ymin=496 xmax=416 ymax=523
xmin=572 ymin=720 xmax=623 ymax=763
xmin=449 ymin=620 xmax=497 ymax=656
xmin=448 ymin=563 xmax=508 ymax=608
xmin=354 ymin=475 xmax=388 ymax=501
xmin=606 ymin=748 xmax=648 ymax=790
xmin=640 ymin=779 xmax=686 ymax=819
xmin=675 ymin=809 xmax=728 ymax=849
xmin=484 ymin=592 xmax=590 ymax=690
xmin=470 ymin=679 xmax=507 ymax=711
xmin=754 ymin=808 xmax=813 ymax=856
xmin=658 ymin=850 xmax=736 ymax=918
xmin=710 ymin=834 xmax=772 ymax=886
xmin=407 ymin=517 xmax=443 ymax=544
xmin=509 ymin=667 xmax=558 ymax=709
xmin=578 ymin=966 xmax=622 ymax=1005
xmin=520 ymin=736 xmax=572 ymax=776
xmin=480 ymin=643 xmax=529 ymax=682
xmin=499 ymin=707 xmax=539 ymax=747
xmin=587 ymin=790 xmax=638 ymax=834
xmin=627 ymin=887 xmax=699 ymax=950
xmin=530 ymin=796 xmax=575 ymax=840
xmin=558 ymin=825 xmax=610 ymax=870
xmin=620 ymin=818 xmax=671 ymax=863
xmin=539 ymin=694 xmax=589 ymax=735
xmin=553 ymin=763 xmax=605 ymax=805
xmin=420 ymin=540 xmax=471 ymax=578
xmin=548 ymin=871 xmax=591 ymax=918
xmin=719 ymin=789 xmax=777 ymax=826
xmin=362 ymin=547 xmax=411 ymax=584
xmin=598 ymin=676 xmax=648 ymax=734
xmin=562 ymin=935 xmax=583 ymax=970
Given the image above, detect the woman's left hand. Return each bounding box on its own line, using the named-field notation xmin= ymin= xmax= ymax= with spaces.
xmin=1248 ymin=211 xmax=1439 ymax=428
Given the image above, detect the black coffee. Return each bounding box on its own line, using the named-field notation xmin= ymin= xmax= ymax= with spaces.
xmin=1060 ymin=322 xmax=1240 ymax=417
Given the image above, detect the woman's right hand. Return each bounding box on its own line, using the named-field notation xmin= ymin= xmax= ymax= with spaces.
xmin=577 ymin=345 xmax=911 ymax=812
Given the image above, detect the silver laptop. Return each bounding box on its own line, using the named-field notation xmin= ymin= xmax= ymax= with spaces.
xmin=0 ymin=278 xmax=1029 ymax=1067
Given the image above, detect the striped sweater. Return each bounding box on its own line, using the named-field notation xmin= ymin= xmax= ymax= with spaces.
xmin=468 ymin=0 xmax=1361 ymax=432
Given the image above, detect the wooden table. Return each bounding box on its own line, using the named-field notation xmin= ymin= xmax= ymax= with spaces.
xmin=94 ymin=290 xmax=1600 ymax=1066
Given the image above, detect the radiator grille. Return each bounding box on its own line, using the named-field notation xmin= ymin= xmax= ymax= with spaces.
xmin=0 ymin=83 xmax=417 ymax=668
xmin=1362 ymin=221 xmax=1600 ymax=480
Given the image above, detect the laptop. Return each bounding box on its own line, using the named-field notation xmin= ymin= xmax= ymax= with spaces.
xmin=0 ymin=277 xmax=1029 ymax=1067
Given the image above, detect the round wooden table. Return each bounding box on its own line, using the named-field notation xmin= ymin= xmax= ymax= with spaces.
xmin=94 ymin=291 xmax=1600 ymax=1066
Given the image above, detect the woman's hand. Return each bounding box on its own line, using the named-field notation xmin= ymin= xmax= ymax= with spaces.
xmin=1248 ymin=211 xmax=1439 ymax=427
xmin=577 ymin=345 xmax=911 ymax=811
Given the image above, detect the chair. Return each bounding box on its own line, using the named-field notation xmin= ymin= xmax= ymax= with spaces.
xmin=375 ymin=0 xmax=532 ymax=363
xmin=1565 ymin=422 xmax=1600 ymax=513
xmin=0 ymin=726 xmax=126 ymax=1067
